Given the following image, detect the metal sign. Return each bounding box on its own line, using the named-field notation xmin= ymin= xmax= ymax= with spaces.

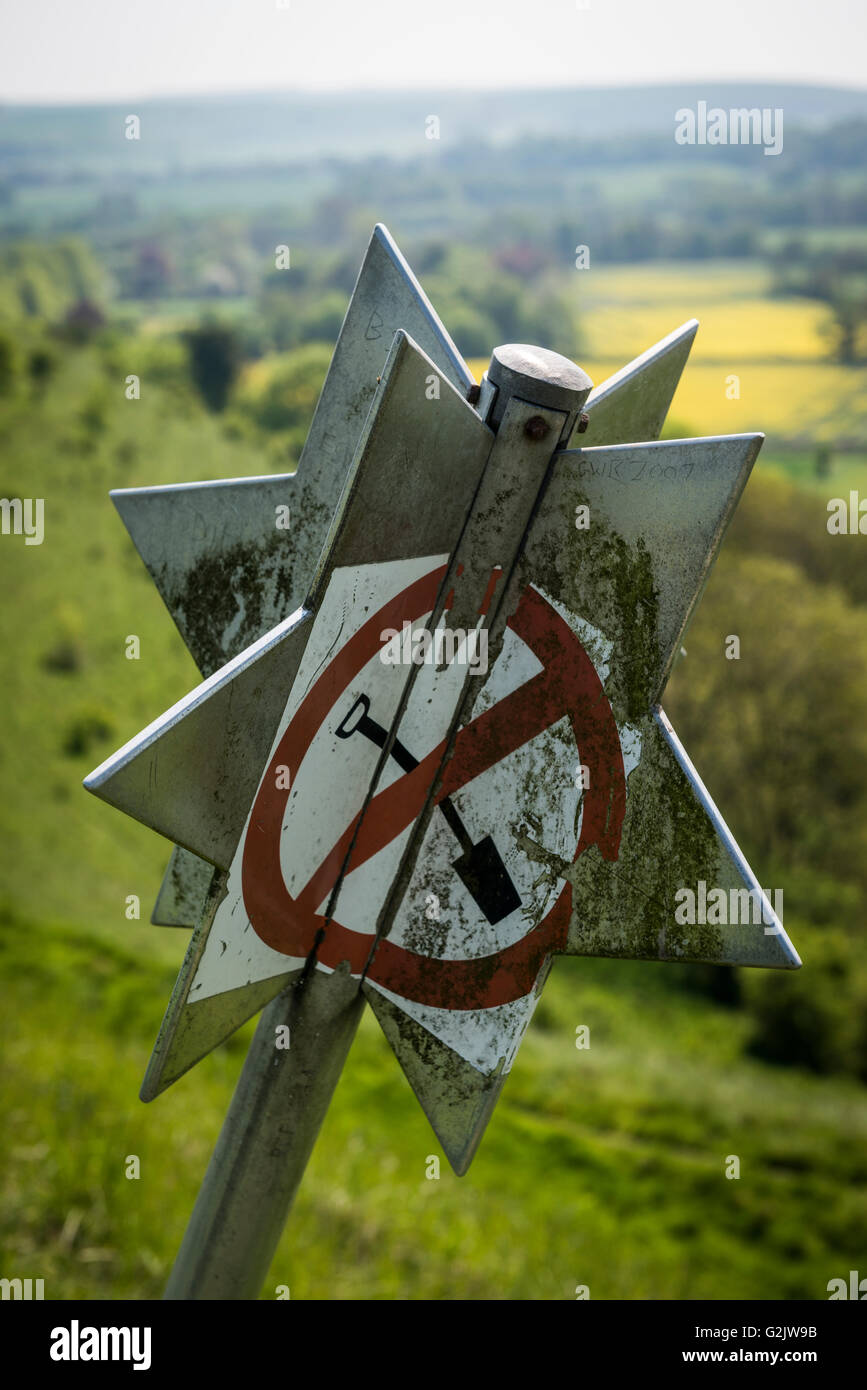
xmin=84 ymin=225 xmax=800 ymax=1296
xmin=112 ymin=229 xmax=700 ymax=930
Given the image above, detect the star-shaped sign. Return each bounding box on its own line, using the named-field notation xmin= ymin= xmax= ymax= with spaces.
xmin=111 ymin=225 xmax=701 ymax=931
xmin=85 ymin=227 xmax=799 ymax=1175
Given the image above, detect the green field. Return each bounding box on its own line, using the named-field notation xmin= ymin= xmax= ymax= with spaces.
xmin=4 ymin=913 xmax=866 ymax=1301
xmin=474 ymin=261 xmax=867 ymax=448
xmin=579 ymin=262 xmax=867 ymax=448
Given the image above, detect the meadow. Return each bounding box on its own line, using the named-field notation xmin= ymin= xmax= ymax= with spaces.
xmin=4 ymin=915 xmax=866 ymax=1300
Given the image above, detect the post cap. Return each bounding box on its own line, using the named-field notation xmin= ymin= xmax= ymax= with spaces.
xmin=484 ymin=344 xmax=593 ymax=442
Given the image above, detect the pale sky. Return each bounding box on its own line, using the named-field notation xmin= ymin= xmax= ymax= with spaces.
xmin=0 ymin=0 xmax=865 ymax=102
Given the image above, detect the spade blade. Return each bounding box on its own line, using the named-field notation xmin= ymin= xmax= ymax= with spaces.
xmin=451 ymin=834 xmax=521 ymax=926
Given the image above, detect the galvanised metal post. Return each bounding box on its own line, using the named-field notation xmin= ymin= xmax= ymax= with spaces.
xmin=163 ymin=968 xmax=363 ymax=1300
xmin=162 ymin=343 xmax=594 ymax=1300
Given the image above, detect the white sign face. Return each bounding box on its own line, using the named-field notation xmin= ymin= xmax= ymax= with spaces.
xmin=355 ymin=593 xmax=644 ymax=1077
xmin=183 ymin=556 xmax=643 ymax=1084
xmin=185 ymin=554 xmax=449 ymax=1005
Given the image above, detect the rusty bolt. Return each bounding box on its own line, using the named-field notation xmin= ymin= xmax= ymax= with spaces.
xmin=466 ymin=383 xmax=481 ymax=405
xmin=524 ymin=415 xmax=550 ymax=441
xmin=576 ymin=412 xmax=590 ymax=434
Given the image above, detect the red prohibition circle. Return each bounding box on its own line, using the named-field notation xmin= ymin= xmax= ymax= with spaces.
xmin=241 ymin=567 xmax=626 ymax=1011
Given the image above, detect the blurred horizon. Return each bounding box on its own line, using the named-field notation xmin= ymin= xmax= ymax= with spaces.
xmin=4 ymin=80 xmax=867 ymax=174
xmin=3 ymin=0 xmax=867 ymax=102
xmin=5 ymin=77 xmax=867 ymax=108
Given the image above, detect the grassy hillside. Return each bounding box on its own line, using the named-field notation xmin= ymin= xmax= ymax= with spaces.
xmin=3 ymin=914 xmax=866 ymax=1300
xmin=0 ymin=345 xmax=271 ymax=939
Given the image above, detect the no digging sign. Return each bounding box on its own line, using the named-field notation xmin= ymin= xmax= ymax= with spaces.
xmin=178 ymin=556 xmax=643 ymax=1079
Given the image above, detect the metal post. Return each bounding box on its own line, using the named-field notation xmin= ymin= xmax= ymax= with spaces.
xmin=162 ymin=342 xmax=595 ymax=1299
xmin=163 ymin=967 xmax=364 ymax=1300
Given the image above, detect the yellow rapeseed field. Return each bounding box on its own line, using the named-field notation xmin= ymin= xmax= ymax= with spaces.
xmin=469 ymin=261 xmax=866 ymax=446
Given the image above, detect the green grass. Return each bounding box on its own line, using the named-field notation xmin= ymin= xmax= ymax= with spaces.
xmin=0 ymin=344 xmax=284 ymax=939
xmin=2 ymin=911 xmax=865 ymax=1300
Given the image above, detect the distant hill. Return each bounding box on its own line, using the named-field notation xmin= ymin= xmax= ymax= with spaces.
xmin=2 ymin=83 xmax=867 ymax=177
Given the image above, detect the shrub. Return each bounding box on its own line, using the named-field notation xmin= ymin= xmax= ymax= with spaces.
xmin=246 ymin=342 xmax=331 ymax=433
xmin=0 ymin=330 xmax=16 ymax=395
xmin=744 ymin=928 xmax=867 ymax=1079
xmin=184 ymin=321 xmax=241 ymax=412
xmin=62 ymin=707 xmax=116 ymax=758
